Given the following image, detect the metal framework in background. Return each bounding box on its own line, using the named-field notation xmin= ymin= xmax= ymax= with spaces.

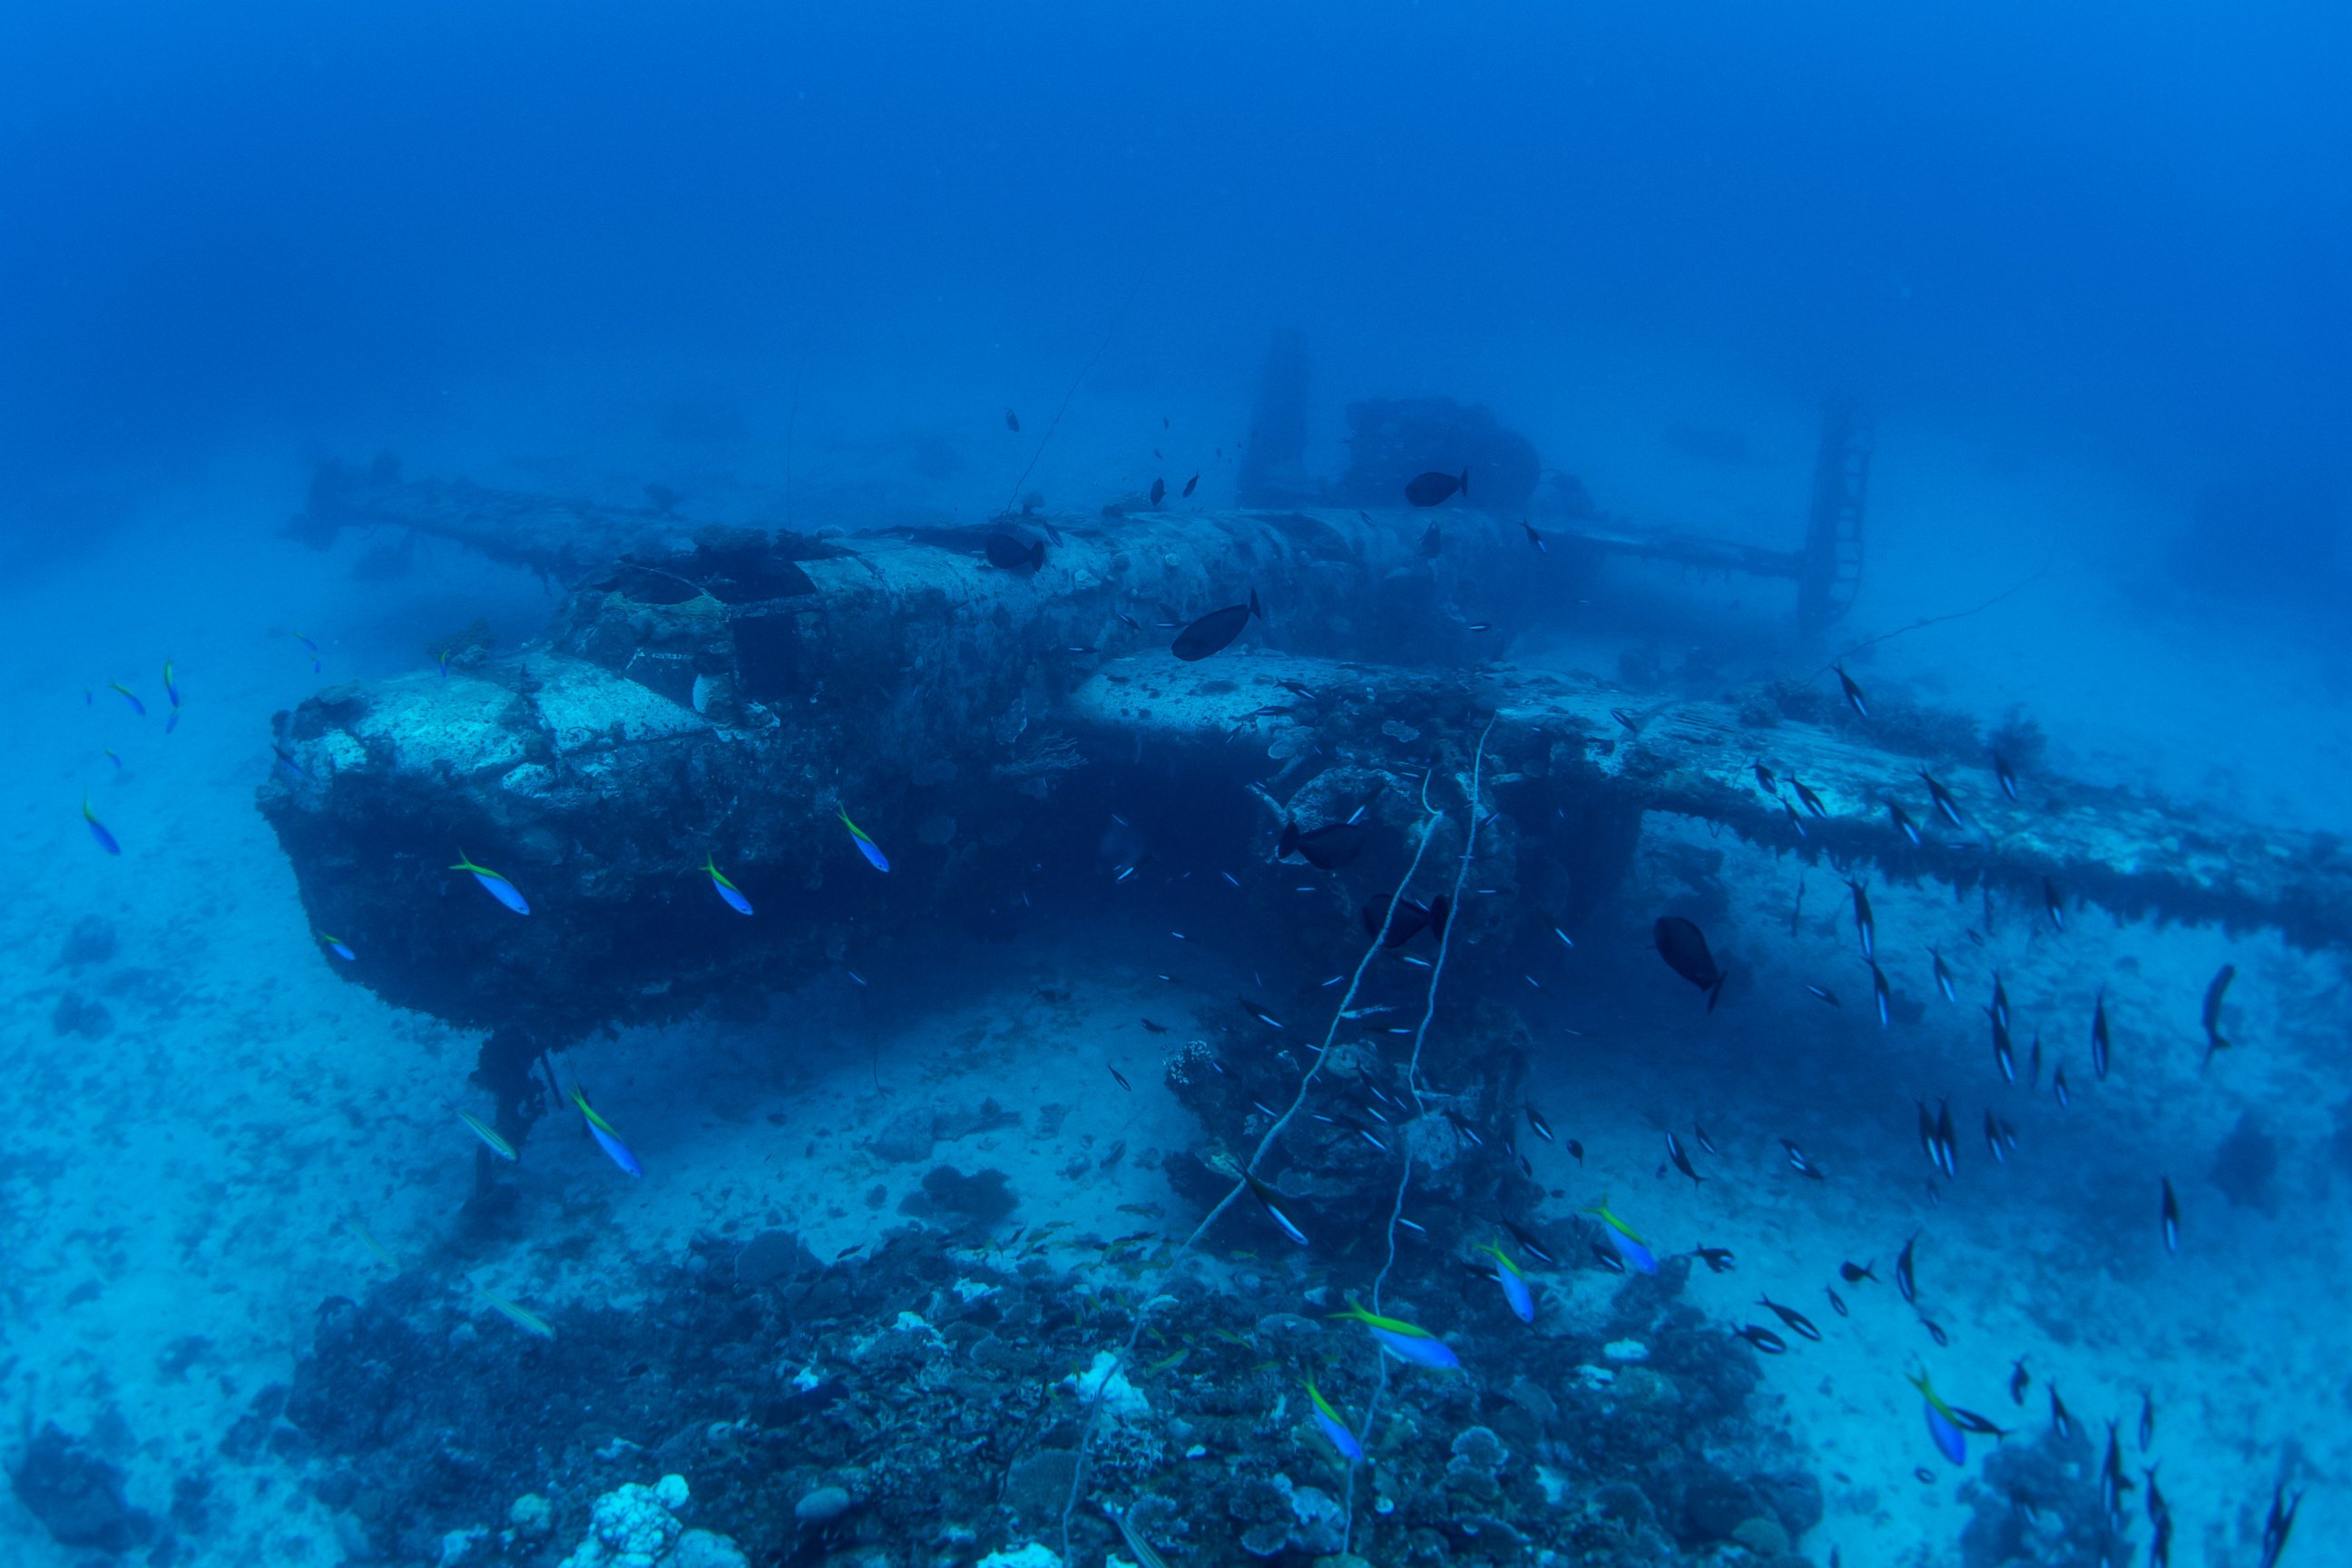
xmin=1798 ymin=397 xmax=1871 ymax=638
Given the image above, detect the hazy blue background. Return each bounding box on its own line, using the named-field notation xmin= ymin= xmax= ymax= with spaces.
xmin=4 ymin=1 xmax=2346 ymax=539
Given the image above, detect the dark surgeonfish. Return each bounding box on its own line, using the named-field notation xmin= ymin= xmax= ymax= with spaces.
xmin=1182 ymin=472 xmax=1199 ymax=498
xmin=1835 ymin=663 xmax=1869 ymax=718
xmin=984 ymin=532 xmax=1045 ymax=570
xmin=1404 ymin=467 xmax=1468 ymax=507
xmin=1171 ymin=589 xmax=1262 ymax=661
xmin=1278 ymin=819 xmax=1367 ymax=870
xmin=2202 ymin=964 xmax=2236 ymax=1062
xmin=1364 ymin=894 xmax=1449 ymax=947
xmin=1653 ymin=916 xmax=1727 ymax=1010
xmin=1149 ymin=476 xmax=1167 ymax=505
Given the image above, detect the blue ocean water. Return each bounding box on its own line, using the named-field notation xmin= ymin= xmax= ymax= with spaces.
xmin=3 ymin=5 xmax=2346 ymax=1567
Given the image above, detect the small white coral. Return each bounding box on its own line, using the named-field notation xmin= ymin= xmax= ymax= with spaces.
xmin=1062 ymin=1351 xmax=1150 ymax=1422
xmin=559 ymin=1475 xmax=734 ymax=1568
xmin=977 ymin=1545 xmax=1063 ymax=1568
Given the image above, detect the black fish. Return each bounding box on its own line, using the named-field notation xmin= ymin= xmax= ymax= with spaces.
xmin=1782 ymin=1140 xmax=1825 ymax=1180
xmin=1751 ymin=760 xmax=1779 ymax=793
xmin=1691 ymin=1246 xmax=1737 ymax=1273
xmin=2260 ymin=1481 xmax=2300 ymax=1568
xmin=1140 ymin=1018 xmax=1168 ymax=1034
xmin=1888 ymin=799 xmax=1923 ymax=848
xmin=1827 ymin=1286 xmax=1847 ymax=1318
xmin=1522 ymin=518 xmax=1545 ymax=553
xmin=2138 ymin=1390 xmax=2154 ymax=1451
xmin=1896 ymin=1231 xmax=1919 ymax=1304
xmin=1916 ymin=1100 xmax=1939 ymax=1169
xmin=1443 ymin=1109 xmax=1485 ymax=1147
xmin=1921 ymin=1317 xmax=1949 ymax=1347
xmin=1789 ymin=776 xmax=1828 ymax=818
xmin=1993 ymin=751 xmax=2020 ymax=801
xmin=1693 ymin=1123 xmax=1718 ymax=1155
xmin=1565 ymin=1139 xmax=1584 ymax=1165
xmin=1947 ymin=1407 xmax=2013 ymax=1441
xmin=2161 ymin=1177 xmax=2180 ymax=1255
xmin=1840 ymin=1260 xmax=1876 ymax=1284
xmin=1666 ymin=1130 xmax=1704 ymax=1184
xmin=1935 ymin=1099 xmax=1958 ymax=1178
xmin=2042 ymin=876 xmax=2066 ymax=933
xmin=1181 ymin=472 xmax=1199 ymax=498
xmin=2029 ymin=1031 xmax=2043 ymax=1087
xmin=1984 ymin=1108 xmax=2007 ymax=1164
xmin=2009 ymin=1358 xmax=2030 ymax=1405
xmin=1364 ymin=894 xmax=1448 ymax=947
xmin=1525 ymin=1104 xmax=1555 ymax=1142
xmin=1870 ymin=962 xmax=1891 ymax=1028
xmin=1246 ymin=1175 xmax=1309 ymax=1247
xmin=2201 ymin=963 xmax=2236 ymax=1061
xmin=1149 ymin=476 xmax=1167 ymax=506
xmin=1172 ymin=589 xmax=1262 ymax=661
xmin=1652 ymin=916 xmax=1727 ymax=1009
xmin=1108 ymin=1064 xmax=1132 ymax=1091
xmin=1403 ymin=467 xmax=1468 ymax=507
xmin=1848 ymin=878 xmax=1876 ymax=958
xmin=2101 ymin=1423 xmax=2134 ymax=1527
xmin=1240 ymin=1000 xmax=1284 ymax=1030
xmin=1918 ymin=769 xmax=1965 ymax=828
xmin=983 ymin=533 xmax=1044 ymax=570
xmin=1987 ymin=1007 xmax=2016 ymax=1083
xmin=1278 ymin=819 xmax=1366 ymax=870
xmin=2049 ymin=1386 xmax=2073 ymax=1440
xmin=1418 ymin=522 xmax=1442 ymax=557
xmin=1004 ymin=408 xmax=1020 ymax=432
xmin=1991 ymin=973 xmax=2012 ymax=1033
xmin=1588 ymin=1241 xmax=1625 ymax=1273
xmin=2091 ymin=987 xmax=2112 ymax=1081
xmin=1914 ymin=1467 xmax=1936 ymax=1485
xmin=1806 ymin=984 xmax=1841 ymax=1008
xmin=1932 ymin=946 xmax=1956 ymax=1003
xmin=1758 ymin=1293 xmax=1822 ymax=1341
xmin=1782 ymin=799 xmax=1808 ymax=838
xmin=1503 ymin=1218 xmax=1555 ymax=1264
xmin=1835 ymin=663 xmax=1869 ymax=719
xmin=1735 ymin=1324 xmax=1788 ymax=1354
xmin=2053 ymin=1065 xmax=2072 ymax=1109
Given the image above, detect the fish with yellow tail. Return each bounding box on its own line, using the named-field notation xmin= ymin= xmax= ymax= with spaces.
xmin=1474 ymin=1236 xmax=1535 ymax=1323
xmin=82 ymin=798 xmax=121 ymax=857
xmin=838 ymin=809 xmax=890 ymax=873
xmin=1306 ymin=1377 xmax=1363 ymax=1463
xmin=567 ymin=1083 xmax=642 ymax=1178
xmin=1328 ymin=1300 xmax=1460 ymax=1370
xmin=1585 ymin=1195 xmax=1658 ymax=1274
xmin=1910 ymin=1367 xmax=1968 ymax=1465
xmin=703 ymin=853 xmax=753 ymax=916
xmin=451 ymin=850 xmax=530 ymax=915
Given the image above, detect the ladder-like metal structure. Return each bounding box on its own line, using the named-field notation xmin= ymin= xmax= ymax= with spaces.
xmin=1798 ymin=397 xmax=1871 ymax=637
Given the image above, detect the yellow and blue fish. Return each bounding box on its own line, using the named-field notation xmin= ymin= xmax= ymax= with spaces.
xmin=838 ymin=809 xmax=889 ymax=873
xmin=107 ymin=681 xmax=145 ymax=717
xmin=316 ymin=931 xmax=356 ymax=962
xmin=459 ymin=1111 xmax=517 ymax=1161
xmin=1306 ymin=1377 xmax=1363 ymax=1463
xmin=82 ymin=798 xmax=120 ymax=857
xmin=704 ymin=853 xmax=754 ymax=916
xmin=1475 ymin=1236 xmax=1535 ymax=1323
xmin=452 ymin=850 xmax=530 ymax=915
xmin=1585 ymin=1195 xmax=1658 ymax=1275
xmin=568 ymin=1083 xmax=642 ymax=1178
xmin=1329 ymin=1300 xmax=1459 ymax=1370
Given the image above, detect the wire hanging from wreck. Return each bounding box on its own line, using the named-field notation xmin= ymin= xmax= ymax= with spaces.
xmin=1057 ymin=728 xmax=1487 ymax=1563
xmin=1056 ymin=719 xmax=1496 ymax=1566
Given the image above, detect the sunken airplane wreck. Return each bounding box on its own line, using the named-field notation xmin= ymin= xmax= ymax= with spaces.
xmin=262 ymin=461 xmax=2352 ymax=1169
